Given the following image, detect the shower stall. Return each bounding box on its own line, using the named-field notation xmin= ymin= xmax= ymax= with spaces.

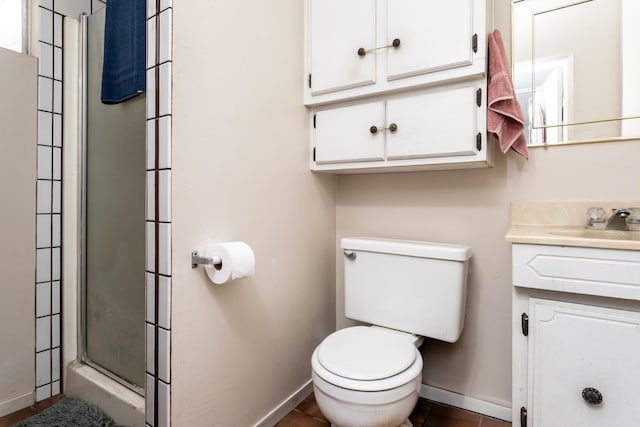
xmin=62 ymin=8 xmax=146 ymax=425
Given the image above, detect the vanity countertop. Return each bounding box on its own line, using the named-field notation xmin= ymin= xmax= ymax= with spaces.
xmin=506 ymin=201 xmax=640 ymax=251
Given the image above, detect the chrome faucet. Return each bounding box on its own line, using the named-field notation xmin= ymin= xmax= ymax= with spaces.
xmin=605 ymin=208 xmax=631 ymax=230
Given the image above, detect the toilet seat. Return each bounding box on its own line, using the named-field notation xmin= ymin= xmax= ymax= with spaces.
xmin=312 ymin=326 xmax=423 ymax=392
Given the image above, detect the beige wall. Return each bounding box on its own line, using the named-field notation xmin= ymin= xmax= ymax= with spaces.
xmin=0 ymin=47 xmax=37 ymax=415
xmin=337 ymin=0 xmax=640 ymax=407
xmin=171 ymin=1 xmax=336 ymax=425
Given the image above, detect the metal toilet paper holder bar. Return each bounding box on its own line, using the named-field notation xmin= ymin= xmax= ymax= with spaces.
xmin=191 ymin=250 xmax=222 ymax=269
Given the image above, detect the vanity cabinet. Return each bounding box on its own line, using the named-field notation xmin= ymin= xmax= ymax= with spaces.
xmin=312 ymin=83 xmax=491 ymax=172
xmin=512 ymin=243 xmax=640 ymax=427
xmin=305 ymin=0 xmax=487 ymax=106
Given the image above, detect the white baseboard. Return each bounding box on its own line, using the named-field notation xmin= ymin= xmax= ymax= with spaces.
xmin=419 ymin=384 xmax=512 ymax=422
xmin=254 ymin=380 xmax=313 ymax=427
xmin=0 ymin=391 xmax=34 ymax=418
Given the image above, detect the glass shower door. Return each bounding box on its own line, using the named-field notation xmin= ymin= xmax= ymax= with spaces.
xmin=82 ymin=8 xmax=146 ymax=391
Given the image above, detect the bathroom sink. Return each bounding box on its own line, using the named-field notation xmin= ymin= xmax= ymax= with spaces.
xmin=549 ymin=229 xmax=640 ymax=241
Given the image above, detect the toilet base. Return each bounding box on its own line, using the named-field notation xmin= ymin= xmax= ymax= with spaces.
xmin=313 ymin=375 xmax=420 ymax=427
xmin=330 ymin=420 xmax=412 ymax=427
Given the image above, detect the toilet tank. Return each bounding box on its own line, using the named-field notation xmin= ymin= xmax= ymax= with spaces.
xmin=342 ymin=237 xmax=471 ymax=343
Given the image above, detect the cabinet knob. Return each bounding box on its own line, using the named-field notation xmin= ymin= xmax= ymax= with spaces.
xmin=582 ymin=387 xmax=603 ymax=405
xmin=357 ymin=38 xmax=401 ymax=57
xmin=370 ymin=123 xmax=398 ymax=134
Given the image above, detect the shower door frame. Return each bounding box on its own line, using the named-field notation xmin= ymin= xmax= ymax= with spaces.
xmin=78 ymin=12 xmax=145 ymax=397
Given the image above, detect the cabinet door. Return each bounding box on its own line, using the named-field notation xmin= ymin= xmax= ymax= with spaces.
xmin=387 ymin=0 xmax=474 ymax=80
xmin=529 ymin=299 xmax=640 ymax=427
xmin=314 ymin=101 xmax=385 ymax=164
xmin=385 ymin=86 xmax=478 ymax=160
xmin=309 ymin=0 xmax=376 ymax=95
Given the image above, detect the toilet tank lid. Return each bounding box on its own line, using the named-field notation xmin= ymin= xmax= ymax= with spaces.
xmin=341 ymin=237 xmax=471 ymax=261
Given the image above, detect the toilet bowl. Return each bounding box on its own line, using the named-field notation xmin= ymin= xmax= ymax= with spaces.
xmin=312 ymin=237 xmax=471 ymax=427
xmin=311 ymin=326 xmax=423 ymax=427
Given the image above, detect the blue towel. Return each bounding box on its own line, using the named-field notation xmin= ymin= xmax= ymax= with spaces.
xmin=100 ymin=0 xmax=146 ymax=104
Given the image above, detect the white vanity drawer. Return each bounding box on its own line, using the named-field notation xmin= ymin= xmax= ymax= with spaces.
xmin=512 ymin=244 xmax=640 ymax=301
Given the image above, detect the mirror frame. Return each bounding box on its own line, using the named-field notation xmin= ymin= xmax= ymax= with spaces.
xmin=511 ymin=0 xmax=640 ymax=147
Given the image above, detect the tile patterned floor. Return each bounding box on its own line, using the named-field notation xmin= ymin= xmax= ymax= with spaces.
xmin=0 ymin=392 xmax=512 ymax=427
xmin=277 ymin=393 xmax=512 ymax=427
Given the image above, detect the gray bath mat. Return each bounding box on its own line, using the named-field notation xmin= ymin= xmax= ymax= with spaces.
xmin=14 ymin=397 xmax=119 ymax=427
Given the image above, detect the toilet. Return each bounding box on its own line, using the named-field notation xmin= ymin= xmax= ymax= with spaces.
xmin=311 ymin=237 xmax=471 ymax=427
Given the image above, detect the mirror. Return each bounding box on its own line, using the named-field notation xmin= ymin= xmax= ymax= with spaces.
xmin=512 ymin=0 xmax=640 ymax=146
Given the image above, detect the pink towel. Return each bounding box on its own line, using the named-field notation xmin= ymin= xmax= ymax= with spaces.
xmin=487 ymin=29 xmax=528 ymax=158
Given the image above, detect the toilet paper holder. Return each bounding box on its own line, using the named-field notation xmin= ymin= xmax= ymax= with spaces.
xmin=191 ymin=250 xmax=222 ymax=269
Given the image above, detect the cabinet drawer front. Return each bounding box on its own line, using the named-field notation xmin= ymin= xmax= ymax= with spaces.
xmin=529 ymin=299 xmax=640 ymax=427
xmin=314 ymin=101 xmax=385 ymax=164
xmin=387 ymin=0 xmax=474 ymax=80
xmin=385 ymin=86 xmax=478 ymax=160
xmin=513 ymin=244 xmax=640 ymax=300
xmin=309 ymin=0 xmax=376 ymax=95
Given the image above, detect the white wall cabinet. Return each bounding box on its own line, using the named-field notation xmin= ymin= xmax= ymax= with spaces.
xmin=512 ymin=244 xmax=640 ymax=427
xmin=305 ymin=0 xmax=487 ymax=106
xmin=305 ymin=0 xmax=492 ymax=173
xmin=312 ymin=82 xmax=492 ymax=173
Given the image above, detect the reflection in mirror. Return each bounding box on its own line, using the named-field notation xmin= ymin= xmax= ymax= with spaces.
xmin=513 ymin=0 xmax=640 ymax=146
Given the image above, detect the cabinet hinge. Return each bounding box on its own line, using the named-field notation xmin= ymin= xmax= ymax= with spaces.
xmin=313 ymin=113 xmax=316 ymax=129
xmin=313 ymin=147 xmax=316 ymax=162
xmin=476 ymin=88 xmax=482 ymax=107
xmin=520 ymin=407 xmax=527 ymax=427
xmin=476 ymin=133 xmax=482 ymax=151
xmin=472 ymin=33 xmax=478 ymax=53
xmin=308 ymin=73 xmax=312 ymax=89
xmin=521 ymin=313 xmax=529 ymax=336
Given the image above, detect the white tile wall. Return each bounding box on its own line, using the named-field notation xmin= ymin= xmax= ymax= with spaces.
xmin=147 ymin=17 xmax=156 ymax=69
xmin=54 ymin=47 xmax=62 ymax=80
xmin=39 ymin=43 xmax=53 ymax=77
xmin=146 ymin=323 xmax=155 ymax=375
xmin=147 ymin=119 xmax=156 ymax=169
xmin=158 ymin=170 xmax=171 ymax=222
xmin=53 ymin=80 xmax=62 ymax=113
xmin=158 ymin=223 xmax=171 ymax=276
xmin=146 ymin=69 xmax=156 ymax=120
xmin=147 ymin=2 xmax=173 ymax=423
xmin=39 ymin=9 xmax=53 ymax=43
xmin=36 ymin=282 xmax=51 ymax=317
xmin=53 ymin=14 xmax=63 ymax=46
xmin=51 ymin=214 xmax=61 ymax=246
xmin=146 ymin=222 xmax=156 ymax=272
xmin=158 ymin=276 xmax=171 ymax=329
xmin=36 ymin=215 xmax=52 ymax=248
xmin=36 ymin=249 xmax=51 ymax=282
xmin=35 ymin=2 xmax=93 ymax=402
xmin=38 ymin=77 xmax=53 ymax=111
xmin=158 ymin=63 xmax=171 ymax=116
xmin=53 ymin=114 xmax=62 ymax=147
xmin=37 ymin=146 xmax=52 ymax=179
xmin=147 ymin=171 xmax=156 ymax=221
xmin=38 ymin=111 xmax=52 ymax=145
xmin=146 ymin=273 xmax=156 ymax=323
xmin=159 ymin=10 xmax=171 ymax=64
xmin=146 ymin=374 xmax=155 ymax=426
xmin=158 ymin=116 xmax=171 ymax=169
xmin=36 ymin=317 xmax=51 ymax=352
xmin=52 ymin=281 xmax=61 ymax=314
xmin=157 ymin=329 xmax=170 ymax=383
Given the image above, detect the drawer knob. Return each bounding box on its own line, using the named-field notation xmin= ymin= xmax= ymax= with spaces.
xmin=582 ymin=387 xmax=603 ymax=405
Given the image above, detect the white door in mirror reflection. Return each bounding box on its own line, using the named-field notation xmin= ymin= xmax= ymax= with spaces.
xmin=515 ymin=58 xmax=569 ymax=145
